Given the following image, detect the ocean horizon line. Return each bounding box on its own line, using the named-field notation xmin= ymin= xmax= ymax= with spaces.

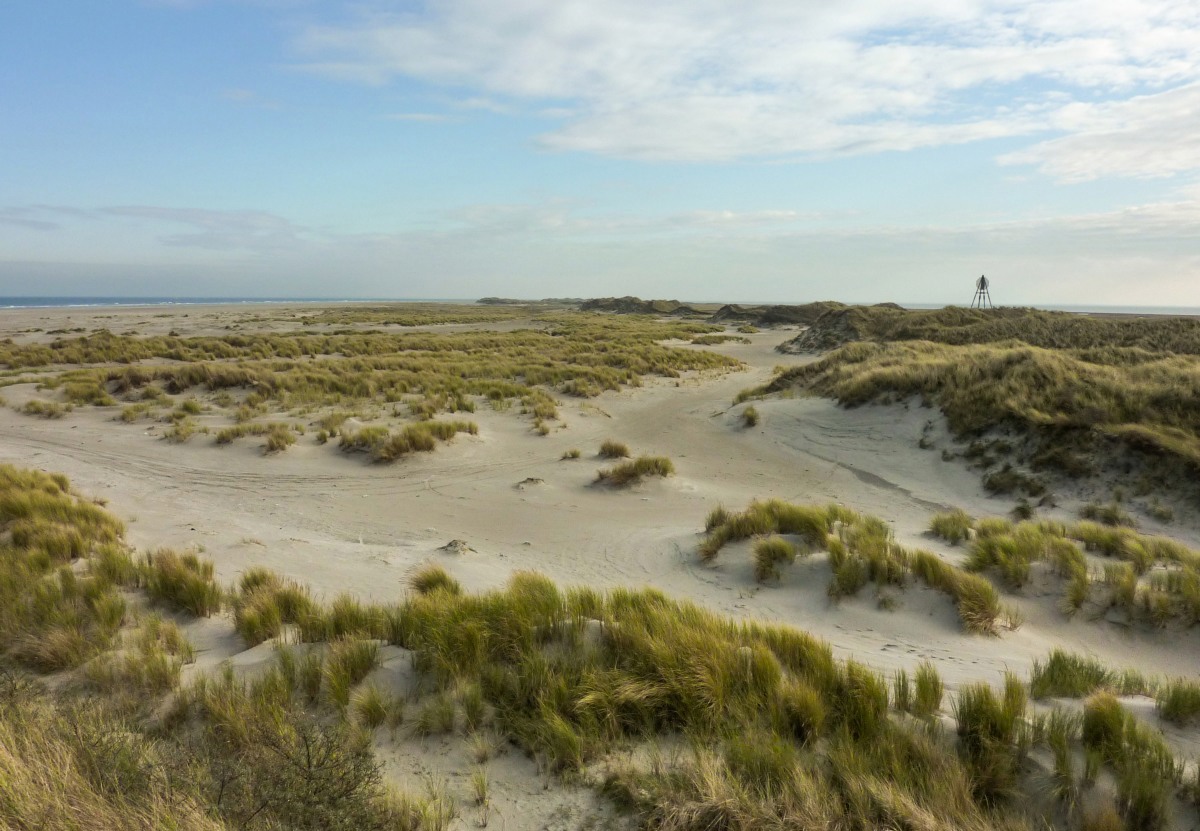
xmin=1 ymin=296 xmax=1199 ymax=316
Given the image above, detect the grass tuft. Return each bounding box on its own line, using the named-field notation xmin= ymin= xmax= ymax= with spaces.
xmin=595 ymin=455 xmax=674 ymax=487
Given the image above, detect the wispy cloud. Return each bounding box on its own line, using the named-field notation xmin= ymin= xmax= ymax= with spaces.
xmin=291 ymin=0 xmax=1200 ymax=176
xmin=4 ymin=197 xmax=1199 ymax=302
xmin=0 ymin=205 xmax=96 ymax=231
xmin=101 ymin=206 xmax=308 ymax=251
xmin=999 ymin=82 xmax=1200 ymax=181
xmin=0 ymin=208 xmax=60 ymax=231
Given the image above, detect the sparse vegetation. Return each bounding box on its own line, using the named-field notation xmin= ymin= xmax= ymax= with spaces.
xmin=339 ymin=420 xmax=477 ymax=462
xmin=1082 ymin=692 xmax=1178 ymax=830
xmin=753 ymin=535 xmax=798 ymax=582
xmin=598 ymin=439 xmax=630 ymax=459
xmin=595 ymin=455 xmax=675 ymax=487
xmin=929 ymin=509 xmax=973 ymax=544
xmin=1 ymin=314 xmax=741 ymax=461
xmin=20 ymin=399 xmax=71 ymax=418
xmin=1030 ymin=650 xmax=1154 ymax=699
xmin=742 ymin=405 xmax=759 ymax=427
xmin=1156 ymin=678 xmax=1200 ymax=725
xmin=409 ymin=565 xmax=462 ymax=597
xmin=702 ymin=500 xmax=1004 ymax=633
xmin=1080 ymin=501 xmax=1137 ymax=527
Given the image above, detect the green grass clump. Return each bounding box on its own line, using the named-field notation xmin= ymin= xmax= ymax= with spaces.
xmin=598 ymin=439 xmax=630 ymax=459
xmin=700 ymin=500 xmax=846 ymax=562
xmin=742 ymin=405 xmax=759 ymax=427
xmin=83 ymin=615 xmax=193 ymax=698
xmin=704 ymin=500 xmax=1005 ymax=633
xmin=1030 ymin=650 xmax=1154 ymax=699
xmin=1080 ymin=501 xmax=1137 ymax=527
xmin=913 ymin=661 xmax=944 ymax=718
xmin=340 ymin=420 xmax=476 ymax=462
xmin=350 ymin=684 xmax=395 ymax=730
xmin=410 ymin=565 xmax=462 ymax=596
xmin=163 ymin=418 xmax=196 ymax=443
xmin=1082 ymin=692 xmax=1177 ymax=831
xmin=324 ymin=638 xmax=380 ymax=709
xmin=413 ymin=694 xmax=457 ymax=737
xmin=1155 ymin=678 xmax=1200 ymax=725
xmin=140 ymin=549 xmax=222 ymax=616
xmin=264 ymin=422 xmax=297 ymax=453
xmin=953 ymin=674 xmax=1027 ymax=805
xmin=560 ymin=447 xmax=581 ymax=460
xmin=595 ymin=455 xmax=675 ymax=487
xmin=21 ymin=399 xmax=71 ymax=418
xmin=0 ymin=466 xmax=128 ymax=672
xmin=929 ymin=509 xmax=973 ymax=544
xmin=753 ymin=536 xmax=798 ymax=582
xmin=704 ymin=504 xmax=731 ymax=533
xmin=233 ymin=569 xmax=320 ymax=646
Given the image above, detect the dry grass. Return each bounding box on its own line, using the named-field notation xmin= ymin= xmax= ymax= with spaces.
xmin=946 ymin=509 xmax=1200 ymax=627
xmin=702 ymin=500 xmax=1004 ymax=633
xmin=598 ymin=439 xmax=631 ymax=458
xmin=595 ymin=455 xmax=675 ymax=487
xmin=339 ymin=420 xmax=477 ymax=462
xmin=760 ymin=337 xmax=1200 ymax=489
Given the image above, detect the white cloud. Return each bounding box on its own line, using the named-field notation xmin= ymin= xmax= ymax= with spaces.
xmin=999 ymin=82 xmax=1200 ymax=180
xmin=291 ymin=0 xmax=1200 ymax=173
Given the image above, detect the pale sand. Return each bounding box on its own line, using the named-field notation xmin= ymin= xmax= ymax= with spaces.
xmin=3 ymin=303 xmax=1199 ymax=826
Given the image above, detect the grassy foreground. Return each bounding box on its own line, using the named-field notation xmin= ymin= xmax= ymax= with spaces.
xmin=2 ymin=462 xmax=1197 ymax=830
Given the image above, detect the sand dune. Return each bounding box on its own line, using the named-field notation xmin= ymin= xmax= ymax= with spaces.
xmin=4 ymin=303 xmax=1199 ymax=828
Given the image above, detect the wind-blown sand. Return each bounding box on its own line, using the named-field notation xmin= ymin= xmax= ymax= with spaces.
xmin=3 ymin=302 xmax=1198 ymax=826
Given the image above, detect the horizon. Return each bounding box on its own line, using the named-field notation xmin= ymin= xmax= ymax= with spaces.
xmin=4 ymin=295 xmax=1200 ymax=315
xmin=4 ymin=2 xmax=1199 ymax=305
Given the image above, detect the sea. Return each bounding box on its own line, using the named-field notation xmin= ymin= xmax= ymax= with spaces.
xmin=0 ymin=297 xmax=1198 ymax=316
xmin=0 ymin=297 xmax=466 ymax=309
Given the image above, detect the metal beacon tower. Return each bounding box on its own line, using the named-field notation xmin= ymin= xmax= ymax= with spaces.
xmin=970 ymin=275 xmax=993 ymax=309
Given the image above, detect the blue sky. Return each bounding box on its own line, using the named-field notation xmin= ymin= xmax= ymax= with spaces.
xmin=2 ymin=1 xmax=1199 ymax=304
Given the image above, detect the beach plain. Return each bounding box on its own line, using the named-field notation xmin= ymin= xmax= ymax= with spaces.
xmin=2 ymin=299 xmax=1200 ymax=830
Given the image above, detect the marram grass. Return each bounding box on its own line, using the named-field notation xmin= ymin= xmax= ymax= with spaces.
xmin=2 ymin=460 xmax=1196 ymax=831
